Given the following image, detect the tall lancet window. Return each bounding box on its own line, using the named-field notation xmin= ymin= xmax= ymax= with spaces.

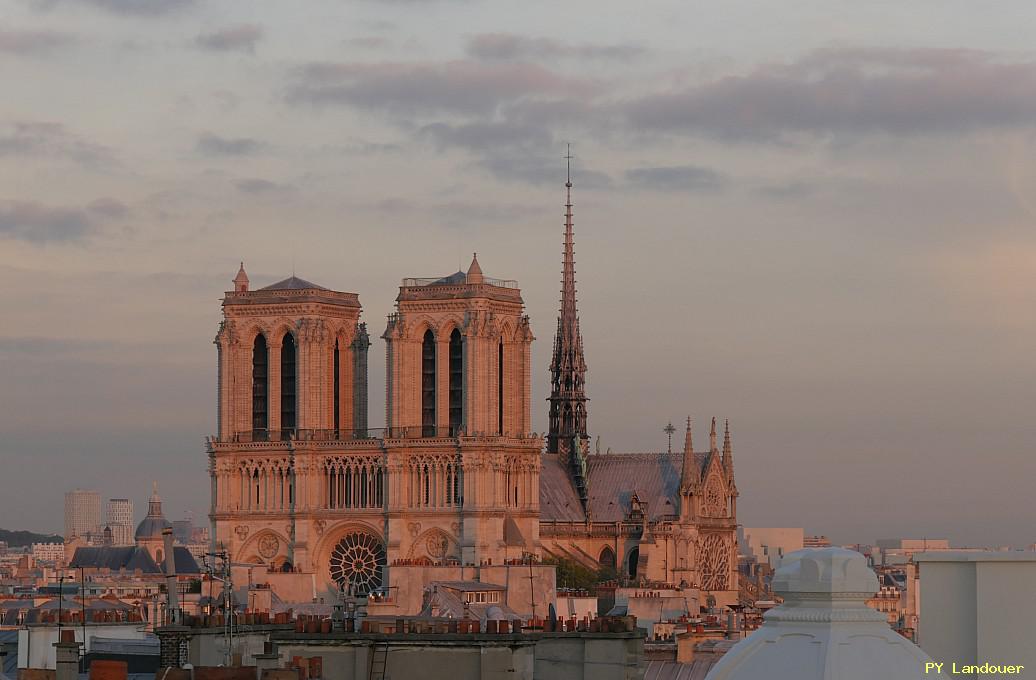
xmin=422 ymin=330 xmax=436 ymax=437
xmin=252 ymin=334 xmax=268 ymax=435
xmin=281 ymin=332 xmax=297 ymax=438
xmin=449 ymin=329 xmax=463 ymax=433
xmin=333 ymin=339 xmax=341 ymax=434
xmin=497 ymin=340 xmax=504 ymax=435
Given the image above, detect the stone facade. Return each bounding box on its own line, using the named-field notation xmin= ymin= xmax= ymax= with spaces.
xmin=538 ymin=178 xmax=739 ymax=609
xmin=209 ymin=260 xmax=544 ymax=608
xmin=208 ymin=182 xmax=739 ymax=613
xmin=539 ymin=418 xmax=740 ymax=609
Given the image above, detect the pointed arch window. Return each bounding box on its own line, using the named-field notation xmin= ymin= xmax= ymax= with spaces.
xmin=599 ymin=546 xmax=616 ymax=571
xmin=422 ymin=330 xmax=436 ymax=437
xmin=497 ymin=340 xmax=504 ymax=435
xmin=252 ymin=334 xmax=268 ymax=436
xmin=333 ymin=339 xmax=341 ymax=434
xmin=449 ymin=329 xmax=463 ymax=434
xmin=281 ymin=332 xmax=297 ymax=438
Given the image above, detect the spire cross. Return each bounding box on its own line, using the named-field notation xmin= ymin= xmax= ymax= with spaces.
xmin=564 ymin=143 xmax=573 ymax=188
xmin=664 ymin=421 xmax=676 ymax=454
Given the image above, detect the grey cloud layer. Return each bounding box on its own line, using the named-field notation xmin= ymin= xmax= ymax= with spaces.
xmin=0 ymin=27 xmax=75 ymax=55
xmin=288 ymin=60 xmax=595 ymax=115
xmin=0 ymin=122 xmax=114 ymax=165
xmin=419 ymin=121 xmax=553 ymax=151
xmin=288 ymin=47 xmax=1036 ymax=148
xmin=195 ymin=24 xmax=263 ymax=53
xmin=196 ymin=133 xmax=265 ymax=156
xmin=0 ymin=198 xmax=127 ymax=243
xmin=40 ymin=0 xmax=195 ymax=16
xmin=0 ymin=202 xmax=90 ymax=243
xmin=236 ymin=178 xmax=293 ymax=194
xmin=281 ymin=47 xmax=1036 ymax=195
xmin=626 ymin=48 xmax=1036 ymax=140
xmin=624 ymin=165 xmax=726 ymax=192
xmin=466 ymin=33 xmax=643 ymax=62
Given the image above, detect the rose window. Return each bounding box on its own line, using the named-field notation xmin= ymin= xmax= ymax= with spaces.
xmin=426 ymin=533 xmax=449 ymax=559
xmin=258 ymin=535 xmax=279 ymax=559
xmin=328 ymin=531 xmax=385 ymax=595
xmin=700 ymin=533 xmax=730 ymax=591
xmin=704 ymin=477 xmax=725 ymax=517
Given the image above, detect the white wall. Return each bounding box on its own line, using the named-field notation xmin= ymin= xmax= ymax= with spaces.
xmin=18 ymin=624 xmax=148 ymax=670
xmin=917 ymin=552 xmax=1036 ymax=679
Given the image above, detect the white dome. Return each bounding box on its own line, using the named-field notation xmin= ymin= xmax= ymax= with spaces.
xmin=705 ymin=548 xmax=932 ymax=680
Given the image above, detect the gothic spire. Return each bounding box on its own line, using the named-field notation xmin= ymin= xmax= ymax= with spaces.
xmin=723 ymin=419 xmax=734 ymax=471
xmin=559 ymin=146 xmax=578 ymax=351
xmin=547 ymin=145 xmax=590 ymax=510
xmin=681 ymin=416 xmax=695 ymax=489
xmin=709 ymin=416 xmax=718 ymax=453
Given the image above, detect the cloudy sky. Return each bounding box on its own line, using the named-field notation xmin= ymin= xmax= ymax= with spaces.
xmin=2 ymin=0 xmax=1035 ymax=547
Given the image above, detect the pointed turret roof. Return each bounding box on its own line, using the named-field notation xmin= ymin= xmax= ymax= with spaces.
xmin=681 ymin=416 xmax=695 ymax=489
xmin=465 ymin=252 xmax=484 ymax=284
xmin=233 ymin=262 xmax=249 ymax=285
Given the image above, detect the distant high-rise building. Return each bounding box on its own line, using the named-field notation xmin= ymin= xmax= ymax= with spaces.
xmin=105 ymin=498 xmax=134 ymax=545
xmin=64 ymin=489 xmax=101 ymax=540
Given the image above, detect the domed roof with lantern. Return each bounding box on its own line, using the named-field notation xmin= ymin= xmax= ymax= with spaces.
xmin=134 ymin=481 xmax=172 ymax=541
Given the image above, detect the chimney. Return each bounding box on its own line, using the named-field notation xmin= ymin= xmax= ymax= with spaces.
xmin=54 ymin=631 xmax=78 ymax=680
xmin=162 ymin=528 xmax=178 ymax=625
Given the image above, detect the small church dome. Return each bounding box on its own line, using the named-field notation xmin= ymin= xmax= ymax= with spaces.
xmin=134 ymin=482 xmax=172 ymax=541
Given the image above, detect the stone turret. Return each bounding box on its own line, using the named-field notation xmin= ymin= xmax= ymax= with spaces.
xmin=681 ymin=417 xmax=694 ymax=486
xmin=465 ymin=253 xmax=484 ymax=284
xmin=705 ymin=548 xmax=932 ymax=679
xmin=233 ymin=262 xmax=249 ymax=292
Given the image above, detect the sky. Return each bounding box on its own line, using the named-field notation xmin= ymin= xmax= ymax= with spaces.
xmin=1 ymin=0 xmax=1035 ymax=547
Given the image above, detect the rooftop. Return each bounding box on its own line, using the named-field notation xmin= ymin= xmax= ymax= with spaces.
xmin=402 ymin=275 xmax=518 ymax=289
xmin=913 ymin=550 xmax=1036 ymax=562
xmin=434 ymin=581 xmax=507 ymax=592
xmin=259 ymin=275 xmax=328 ymax=291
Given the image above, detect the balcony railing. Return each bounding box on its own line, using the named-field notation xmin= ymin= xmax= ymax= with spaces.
xmin=213 ymin=427 xmax=541 ymax=444
xmin=402 ymin=276 xmax=518 ymax=289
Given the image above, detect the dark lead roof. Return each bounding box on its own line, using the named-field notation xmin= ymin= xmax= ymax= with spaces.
xmin=260 ymin=276 xmax=327 ymax=291
xmin=429 ymin=271 xmax=467 ymax=286
xmin=69 ymin=546 xmax=200 ymax=574
xmin=540 ymin=452 xmax=700 ymax=523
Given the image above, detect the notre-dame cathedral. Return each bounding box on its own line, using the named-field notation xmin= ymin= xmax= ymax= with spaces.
xmin=207 ymin=175 xmax=739 ymax=613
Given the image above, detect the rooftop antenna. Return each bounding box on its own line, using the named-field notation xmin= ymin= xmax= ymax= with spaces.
xmin=526 ymin=554 xmax=538 ymax=620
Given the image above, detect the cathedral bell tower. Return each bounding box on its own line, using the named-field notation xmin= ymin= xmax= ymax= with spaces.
xmin=383 ymin=254 xmax=534 ymax=436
